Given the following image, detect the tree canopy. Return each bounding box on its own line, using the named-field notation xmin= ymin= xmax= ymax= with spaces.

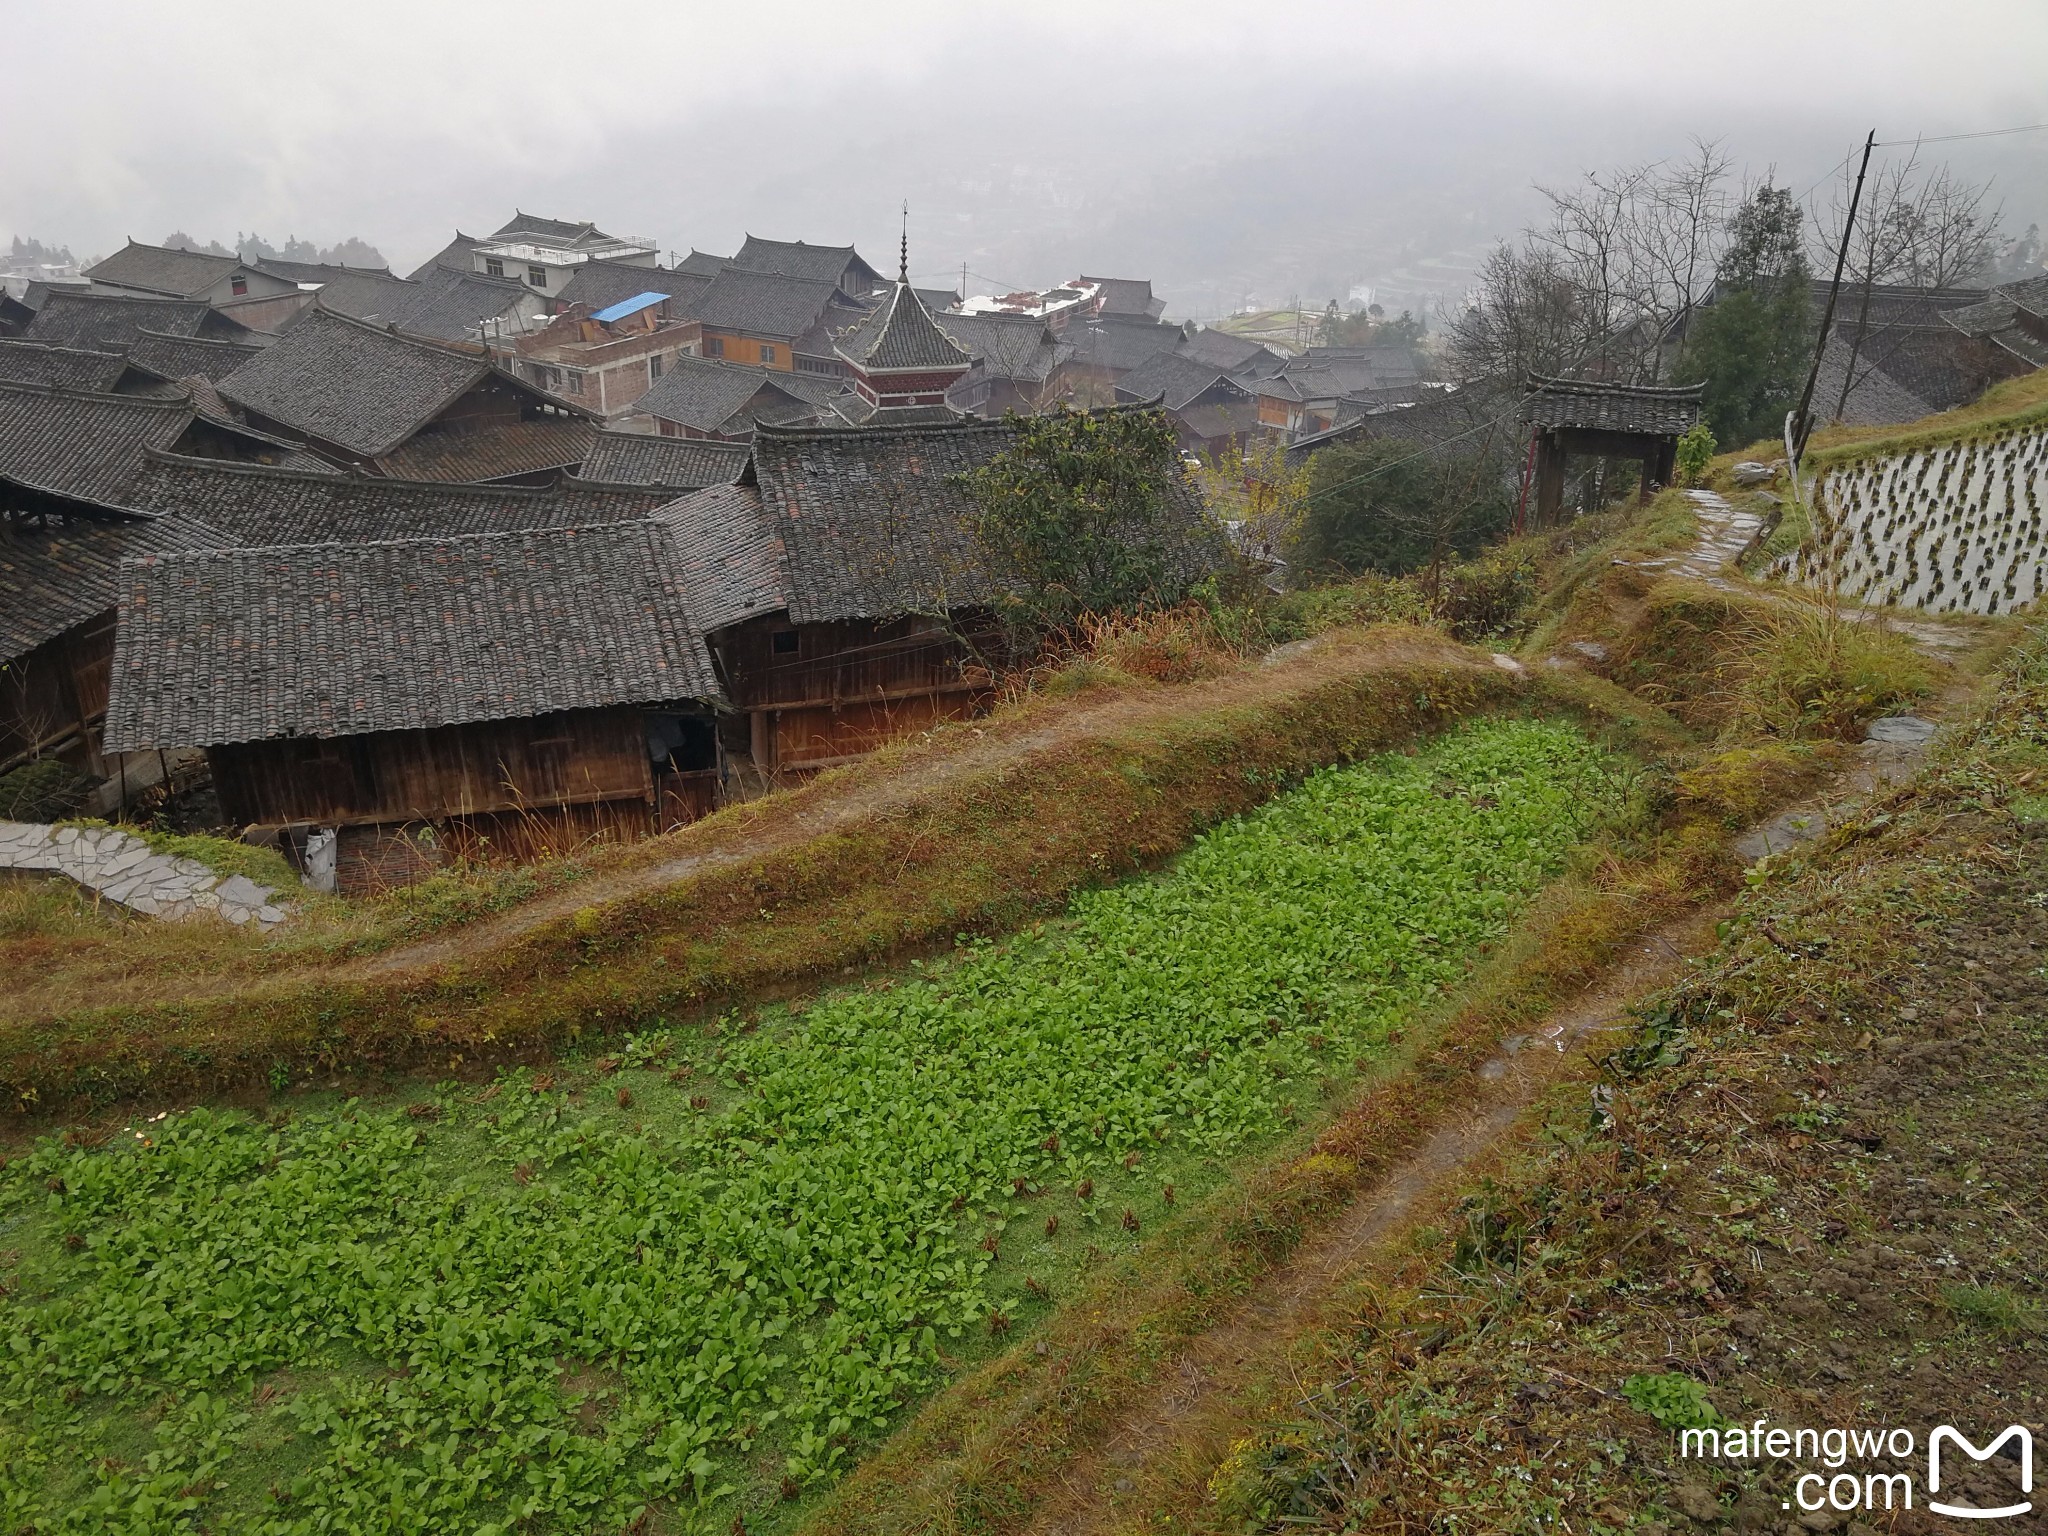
xmin=955 ymin=407 xmax=1206 ymax=628
xmin=1675 ymin=183 xmax=1812 ymax=449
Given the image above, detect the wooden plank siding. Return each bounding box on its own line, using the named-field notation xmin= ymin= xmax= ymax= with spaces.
xmin=1 ymin=614 xmax=115 ymax=773
xmin=208 ymin=706 xmax=657 ymax=828
xmin=713 ymin=614 xmax=998 ymax=775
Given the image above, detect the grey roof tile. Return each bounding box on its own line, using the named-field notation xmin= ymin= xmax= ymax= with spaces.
xmin=0 ymin=339 xmax=129 ymax=392
xmin=125 ymin=453 xmax=669 ymax=545
xmin=690 ymin=269 xmax=853 ymax=341
xmin=23 ymin=291 xmax=219 ymax=350
xmin=750 ymin=414 xmax=1218 ymax=623
xmin=372 ymin=420 xmax=596 ymax=483
xmin=835 ymin=283 xmax=972 ymax=372
xmin=0 ymin=380 xmax=194 ymax=501
xmin=579 ymin=431 xmax=749 ymax=490
xmin=0 ymin=500 xmax=225 ymax=661
xmin=126 ymin=330 xmax=266 ymax=384
xmin=104 ymin=521 xmax=722 ymax=749
xmin=85 ymin=240 xmax=246 ymax=298
xmin=649 ymin=481 xmax=790 ymax=632
xmin=557 ymin=260 xmax=712 ymax=313
xmin=218 ymin=307 xmax=495 ymax=457
xmin=731 ymin=236 xmax=881 ymax=289
xmin=1521 ymin=373 xmax=1703 ymax=435
xmin=635 ymin=355 xmax=831 ymax=434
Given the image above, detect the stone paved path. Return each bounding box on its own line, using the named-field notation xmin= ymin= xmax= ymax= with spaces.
xmin=0 ymin=821 xmax=289 ymax=929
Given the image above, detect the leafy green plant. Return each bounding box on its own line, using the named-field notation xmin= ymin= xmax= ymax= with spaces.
xmin=1674 ymin=423 xmax=1717 ymax=488
xmin=1622 ymin=1371 xmax=1726 ymax=1431
xmin=0 ymin=719 xmax=1621 ymax=1533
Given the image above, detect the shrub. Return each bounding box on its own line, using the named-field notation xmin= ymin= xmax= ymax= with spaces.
xmin=0 ymin=759 xmax=95 ymax=822
xmin=1674 ymin=423 xmax=1717 ymax=487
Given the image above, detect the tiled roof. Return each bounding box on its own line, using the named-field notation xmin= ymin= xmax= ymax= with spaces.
xmin=1811 ymin=334 xmax=1936 ymax=427
xmin=1080 ymin=276 xmax=1160 ymax=319
xmin=388 ymin=264 xmax=537 ymax=343
xmin=85 ymin=240 xmax=244 ymax=298
xmin=650 ymin=481 xmax=790 ymax=632
xmin=252 ymin=257 xmax=394 ymax=285
xmin=1 ymin=502 xmax=226 ymax=662
xmin=0 ymin=339 xmax=128 ymax=392
xmin=0 ymin=380 xmax=193 ymax=501
xmin=675 ymin=250 xmax=730 ymax=278
xmin=1940 ymin=276 xmax=2048 ymax=370
xmin=124 ymin=453 xmax=669 ymax=545
xmin=1522 ymin=374 xmax=1703 ymax=435
xmin=492 ymin=212 xmax=617 ymax=247
xmin=1175 ymin=397 xmax=1261 ymax=444
xmin=692 ymin=269 xmax=848 ymax=341
xmin=1173 ymin=327 xmax=1272 ymax=375
xmin=751 ymin=415 xmax=1217 ymax=623
xmin=932 ymin=311 xmax=1062 ymax=385
xmin=372 ymin=420 xmax=596 ymax=483
xmin=557 ymin=260 xmax=712 ymax=313
xmin=1114 ymin=352 xmax=1242 ymax=411
xmin=1289 ymin=346 xmax=1421 ymax=395
xmin=835 ymin=283 xmax=973 ymax=372
xmin=104 ymin=520 xmax=722 ymax=750
xmin=406 ymin=234 xmax=481 ymax=282
xmin=731 ymin=236 xmax=880 ymax=289
xmin=634 ymin=355 xmax=828 ymax=434
xmin=126 ymin=330 xmax=267 ymax=384
xmin=579 ymin=431 xmax=749 ymax=490
xmin=1061 ymin=317 xmax=1182 ymax=373
xmin=218 ymin=307 xmax=494 ymax=457
xmin=24 ymin=291 xmax=216 ymax=350
xmin=308 ymin=270 xmax=424 ymax=325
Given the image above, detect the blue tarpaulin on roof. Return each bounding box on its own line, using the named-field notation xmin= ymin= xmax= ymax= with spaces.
xmin=591 ymin=292 xmax=667 ymax=324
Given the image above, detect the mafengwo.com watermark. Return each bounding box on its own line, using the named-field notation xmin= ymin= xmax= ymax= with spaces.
xmin=1677 ymin=1419 xmax=2034 ymax=1519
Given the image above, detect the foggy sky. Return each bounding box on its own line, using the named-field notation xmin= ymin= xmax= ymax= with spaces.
xmin=6 ymin=0 xmax=2045 ymax=318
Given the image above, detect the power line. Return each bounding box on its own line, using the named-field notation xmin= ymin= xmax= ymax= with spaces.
xmin=1875 ymin=122 xmax=2048 ymax=147
xmin=1298 ymin=408 xmax=1521 ymax=507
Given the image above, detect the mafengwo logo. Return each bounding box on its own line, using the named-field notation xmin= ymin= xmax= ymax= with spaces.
xmin=1928 ymin=1425 xmax=2033 ymax=1520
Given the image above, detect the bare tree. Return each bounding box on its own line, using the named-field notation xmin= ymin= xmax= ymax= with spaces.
xmin=1449 ymin=141 xmax=1733 ymax=386
xmin=1811 ymin=148 xmax=2005 ymax=421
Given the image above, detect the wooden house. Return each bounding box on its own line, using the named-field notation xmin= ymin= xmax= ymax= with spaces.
xmin=666 ymin=407 xmax=1217 ymax=780
xmin=217 ymin=307 xmax=594 ymax=478
xmin=632 ymin=355 xmax=838 ymax=440
xmin=1 ymin=474 xmax=220 ymax=786
xmin=691 ymin=269 xmax=870 ymax=378
xmin=936 ymin=311 xmax=1068 ymax=416
xmin=727 ymin=236 xmax=885 ymax=300
xmin=1115 ymin=352 xmax=1259 ymax=457
xmin=25 ymin=289 xmax=260 ymax=351
xmin=104 ymin=522 xmax=726 ymax=891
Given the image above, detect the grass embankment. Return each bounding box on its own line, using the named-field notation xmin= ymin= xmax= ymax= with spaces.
xmin=0 ymin=630 xmax=1670 ymax=1118
xmin=1166 ymin=620 xmax=2048 ymax=1534
xmin=1803 ymin=364 xmax=2048 ymax=471
xmin=1 ymin=719 xmax=1634 ymax=1534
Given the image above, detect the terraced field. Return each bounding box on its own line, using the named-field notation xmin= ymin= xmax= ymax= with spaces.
xmin=0 ymin=717 xmax=1626 ymax=1535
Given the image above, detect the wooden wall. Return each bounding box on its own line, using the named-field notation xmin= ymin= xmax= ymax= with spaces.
xmin=1 ymin=615 xmax=114 ymax=773
xmin=209 ymin=706 xmax=655 ymax=827
xmin=714 ymin=615 xmax=996 ymax=774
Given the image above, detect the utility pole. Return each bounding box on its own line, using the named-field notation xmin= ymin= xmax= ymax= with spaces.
xmin=1789 ymin=130 xmax=1876 ymax=470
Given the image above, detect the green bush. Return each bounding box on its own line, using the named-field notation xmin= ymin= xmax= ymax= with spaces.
xmin=1674 ymin=423 xmax=1717 ymax=488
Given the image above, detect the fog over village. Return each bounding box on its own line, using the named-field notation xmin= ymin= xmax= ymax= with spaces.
xmin=3 ymin=4 xmax=2048 ymax=1534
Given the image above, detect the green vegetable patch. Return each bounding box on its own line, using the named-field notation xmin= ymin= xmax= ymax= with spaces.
xmin=0 ymin=718 xmax=1624 ymax=1534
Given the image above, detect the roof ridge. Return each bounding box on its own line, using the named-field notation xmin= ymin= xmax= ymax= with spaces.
xmin=125 ymin=515 xmax=658 ymax=563
xmin=138 ymin=445 xmax=587 ymax=499
xmin=0 ymin=375 xmax=191 ymax=410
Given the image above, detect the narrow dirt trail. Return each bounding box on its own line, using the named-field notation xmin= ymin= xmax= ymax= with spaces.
xmin=1006 ymin=493 xmax=1977 ymax=1536
xmin=1013 ymin=905 xmax=1722 ymax=1536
